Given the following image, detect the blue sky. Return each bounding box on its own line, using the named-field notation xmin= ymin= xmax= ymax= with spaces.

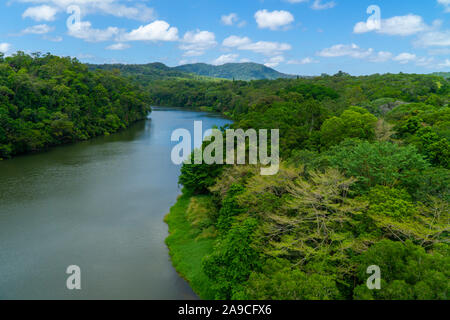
xmin=0 ymin=0 xmax=449 ymax=75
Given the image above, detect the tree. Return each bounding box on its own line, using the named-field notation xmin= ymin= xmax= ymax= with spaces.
xmin=328 ymin=140 xmax=429 ymax=194
xmin=320 ymin=106 xmax=378 ymax=148
xmin=353 ymin=240 xmax=449 ymax=300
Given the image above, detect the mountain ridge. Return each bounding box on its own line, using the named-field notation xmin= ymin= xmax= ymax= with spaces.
xmin=88 ymin=61 xmax=297 ymax=81
xmin=174 ymin=62 xmax=297 ymax=80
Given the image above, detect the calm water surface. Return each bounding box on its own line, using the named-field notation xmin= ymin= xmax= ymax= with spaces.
xmin=0 ymin=107 xmax=230 ymax=300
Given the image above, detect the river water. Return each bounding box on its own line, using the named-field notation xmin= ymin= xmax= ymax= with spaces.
xmin=0 ymin=107 xmax=230 ymax=300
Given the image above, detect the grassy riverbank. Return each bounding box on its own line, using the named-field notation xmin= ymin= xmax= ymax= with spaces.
xmin=165 ymin=192 xmax=218 ymax=299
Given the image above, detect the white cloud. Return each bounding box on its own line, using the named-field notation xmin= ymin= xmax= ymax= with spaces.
xmin=212 ymin=54 xmax=239 ymax=65
xmin=223 ymin=35 xmax=252 ymax=47
xmin=438 ymin=59 xmax=450 ymax=68
xmin=22 ymin=24 xmax=54 ymax=34
xmin=354 ymin=14 xmax=427 ymax=36
xmin=415 ymin=57 xmax=435 ymax=67
xmin=393 ymin=53 xmax=417 ymax=64
xmin=180 ymin=30 xmax=217 ymax=56
xmin=223 ymin=35 xmax=291 ymax=56
xmin=264 ymin=55 xmax=285 ymax=68
xmin=0 ymin=43 xmax=12 ymax=53
xmin=254 ymin=9 xmax=294 ymax=30
xmin=68 ymin=20 xmax=119 ymax=42
xmin=221 ymin=13 xmax=238 ymax=26
xmin=369 ymin=51 xmax=393 ymax=62
xmin=317 ymin=43 xmax=374 ymax=59
xmin=438 ymin=0 xmax=450 ymax=12
xmin=22 ymin=5 xmax=57 ymax=21
xmin=415 ymin=30 xmax=450 ymax=47
xmin=121 ymin=20 xmax=179 ymax=42
xmin=311 ymin=0 xmax=336 ymax=10
xmin=17 ymin=0 xmax=155 ymax=22
xmin=106 ymin=42 xmax=130 ymax=50
xmin=287 ymin=57 xmax=319 ymax=64
xmin=317 ymin=43 xmax=395 ymax=63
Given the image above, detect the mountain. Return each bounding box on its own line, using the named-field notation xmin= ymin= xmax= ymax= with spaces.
xmin=88 ymin=62 xmax=298 ymax=82
xmin=174 ymin=62 xmax=297 ymax=80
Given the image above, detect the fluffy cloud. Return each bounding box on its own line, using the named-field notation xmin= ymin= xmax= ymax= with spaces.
xmin=221 ymin=13 xmax=238 ymax=26
xmin=22 ymin=5 xmax=58 ymax=21
xmin=223 ymin=35 xmax=291 ymax=56
xmin=212 ymin=54 xmax=239 ymax=65
xmin=264 ymin=55 xmax=285 ymax=68
xmin=21 ymin=24 xmax=54 ymax=34
xmin=121 ymin=21 xmax=179 ymax=42
xmin=180 ymin=30 xmax=217 ymax=56
xmin=0 ymin=43 xmax=12 ymax=53
xmin=254 ymin=9 xmax=294 ymax=30
xmin=354 ymin=14 xmax=427 ymax=36
xmin=17 ymin=0 xmax=155 ymax=22
xmin=68 ymin=20 xmax=119 ymax=42
xmin=393 ymin=53 xmax=417 ymax=64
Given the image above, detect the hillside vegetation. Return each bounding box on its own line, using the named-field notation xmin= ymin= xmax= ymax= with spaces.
xmin=174 ymin=62 xmax=296 ymax=80
xmin=165 ymin=71 xmax=450 ymax=300
xmin=0 ymin=52 xmax=151 ymax=159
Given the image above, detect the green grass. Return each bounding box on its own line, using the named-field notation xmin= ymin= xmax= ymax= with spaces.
xmin=165 ymin=192 xmax=217 ymax=299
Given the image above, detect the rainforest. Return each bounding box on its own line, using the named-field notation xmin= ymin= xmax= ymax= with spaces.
xmin=0 ymin=52 xmax=448 ymax=301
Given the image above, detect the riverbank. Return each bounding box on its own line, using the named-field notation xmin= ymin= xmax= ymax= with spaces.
xmin=165 ymin=191 xmax=218 ymax=300
xmin=0 ymin=108 xmax=230 ymax=299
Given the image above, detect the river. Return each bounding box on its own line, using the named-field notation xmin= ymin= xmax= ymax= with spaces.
xmin=0 ymin=107 xmax=230 ymax=300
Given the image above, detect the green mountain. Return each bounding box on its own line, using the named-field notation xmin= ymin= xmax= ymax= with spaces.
xmin=174 ymin=62 xmax=297 ymax=80
xmin=88 ymin=62 xmax=298 ymax=82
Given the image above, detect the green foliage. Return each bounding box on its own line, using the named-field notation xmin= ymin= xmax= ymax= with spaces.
xmin=174 ymin=62 xmax=295 ymax=81
xmin=165 ymin=193 xmax=217 ymax=299
xmin=354 ymin=240 xmax=449 ymax=300
xmin=203 ymin=218 xmax=260 ymax=299
xmin=179 ymin=154 xmax=224 ymax=194
xmin=243 ymin=259 xmax=341 ymax=300
xmin=328 ymin=140 xmax=429 ymax=194
xmin=162 ymin=67 xmax=449 ymax=301
xmin=216 ymin=184 xmax=245 ymax=232
xmin=365 ymin=186 xmax=417 ymax=219
xmin=320 ymin=106 xmax=378 ymax=147
xmin=0 ymin=52 xmax=150 ymax=158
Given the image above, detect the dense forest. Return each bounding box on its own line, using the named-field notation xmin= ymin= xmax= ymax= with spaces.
xmin=1 ymin=51 xmax=448 ymax=300
xmin=0 ymin=52 xmax=151 ymax=159
xmin=165 ymin=71 xmax=450 ymax=300
xmin=174 ymin=62 xmax=296 ymax=81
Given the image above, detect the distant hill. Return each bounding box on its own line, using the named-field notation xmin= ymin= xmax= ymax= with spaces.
xmin=88 ymin=62 xmax=298 ymax=82
xmin=174 ymin=62 xmax=297 ymax=80
xmin=432 ymin=72 xmax=450 ymax=79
